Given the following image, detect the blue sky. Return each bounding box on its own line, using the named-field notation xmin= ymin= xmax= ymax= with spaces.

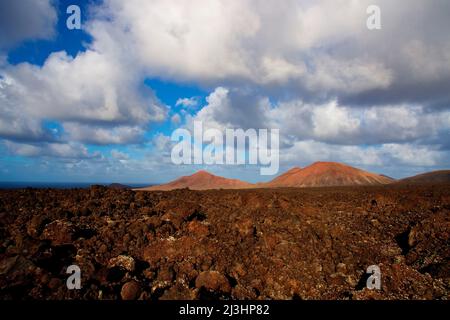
xmin=0 ymin=0 xmax=449 ymax=184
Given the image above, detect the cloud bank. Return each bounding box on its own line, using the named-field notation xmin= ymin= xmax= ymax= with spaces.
xmin=1 ymin=0 xmax=449 ymax=181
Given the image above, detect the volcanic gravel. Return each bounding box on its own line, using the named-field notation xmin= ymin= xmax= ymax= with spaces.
xmin=0 ymin=184 xmax=449 ymax=300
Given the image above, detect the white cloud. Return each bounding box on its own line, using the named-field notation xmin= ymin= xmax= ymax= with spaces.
xmin=111 ymin=149 xmax=129 ymax=160
xmin=1 ymin=0 xmax=450 ymax=179
xmin=380 ymin=144 xmax=442 ymax=167
xmin=83 ymin=0 xmax=450 ymax=104
xmin=281 ymin=140 xmax=443 ymax=169
xmin=176 ymin=97 xmax=199 ymax=108
xmin=63 ymin=123 xmax=145 ymax=145
xmin=92 ymin=0 xmax=259 ymax=82
xmin=2 ymin=0 xmax=450 ymax=147
xmin=190 ymin=87 xmax=271 ymax=132
xmin=0 ymin=49 xmax=167 ymax=144
xmin=312 ymin=101 xmax=360 ymax=140
xmin=190 ymin=88 xmax=450 ymax=147
xmin=259 ymin=56 xmax=306 ymax=84
xmin=2 ymin=51 xmax=165 ymax=124
xmin=4 ymin=141 xmax=97 ymax=159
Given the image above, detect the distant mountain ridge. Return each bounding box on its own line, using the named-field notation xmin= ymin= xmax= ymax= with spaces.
xmin=137 ymin=162 xmax=450 ymax=191
xmin=396 ymin=170 xmax=450 ymax=185
xmin=138 ymin=162 xmax=399 ymax=191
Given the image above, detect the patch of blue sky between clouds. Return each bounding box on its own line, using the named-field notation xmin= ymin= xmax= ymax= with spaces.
xmin=7 ymin=0 xmax=93 ymax=66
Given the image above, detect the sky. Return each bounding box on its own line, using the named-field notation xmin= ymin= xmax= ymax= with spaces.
xmin=0 ymin=0 xmax=449 ymax=184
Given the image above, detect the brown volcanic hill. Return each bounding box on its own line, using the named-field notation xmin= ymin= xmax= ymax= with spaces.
xmin=139 ymin=170 xmax=254 ymax=191
xmin=396 ymin=170 xmax=450 ymax=185
xmin=265 ymin=162 xmax=394 ymax=188
xmin=266 ymin=167 xmax=302 ymax=186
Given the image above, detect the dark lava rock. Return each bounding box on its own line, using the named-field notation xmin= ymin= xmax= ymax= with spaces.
xmin=41 ymin=220 xmax=76 ymax=245
xmin=26 ymin=215 xmax=49 ymax=238
xmin=0 ymin=184 xmax=449 ymax=300
xmin=195 ymin=271 xmax=231 ymax=294
xmin=121 ymin=281 xmax=141 ymax=300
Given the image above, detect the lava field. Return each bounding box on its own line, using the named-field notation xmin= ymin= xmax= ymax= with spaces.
xmin=0 ymin=184 xmax=449 ymax=300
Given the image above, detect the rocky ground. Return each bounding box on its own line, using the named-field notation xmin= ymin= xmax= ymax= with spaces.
xmin=0 ymin=184 xmax=449 ymax=300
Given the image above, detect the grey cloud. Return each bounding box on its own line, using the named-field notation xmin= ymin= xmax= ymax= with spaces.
xmin=91 ymin=0 xmax=450 ymax=109
xmin=63 ymin=123 xmax=145 ymax=145
xmin=0 ymin=0 xmax=57 ymax=49
xmin=1 ymin=0 xmax=449 ymax=176
xmin=191 ymin=88 xmax=450 ymax=149
xmin=3 ymin=140 xmax=100 ymax=159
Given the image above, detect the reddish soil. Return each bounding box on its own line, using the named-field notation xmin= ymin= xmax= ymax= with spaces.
xmin=0 ymin=184 xmax=449 ymax=300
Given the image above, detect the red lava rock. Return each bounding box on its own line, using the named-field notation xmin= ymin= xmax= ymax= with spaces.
xmin=0 ymin=256 xmax=19 ymax=275
xmin=139 ymin=207 xmax=153 ymax=216
xmin=235 ymin=218 xmax=255 ymax=237
xmin=48 ymin=277 xmax=62 ymax=290
xmin=0 ymin=255 xmax=34 ymax=276
xmin=39 ymin=273 xmax=50 ymax=285
xmin=195 ymin=271 xmax=231 ymax=294
xmin=41 ymin=220 xmax=76 ymax=245
xmin=160 ymin=283 xmax=197 ymax=300
xmin=26 ymin=215 xmax=48 ymax=238
xmin=0 ymin=185 xmax=449 ymax=300
xmin=75 ymin=256 xmax=96 ymax=282
xmin=187 ymin=221 xmax=210 ymax=238
xmin=143 ymin=268 xmax=155 ymax=280
xmin=157 ymin=266 xmax=175 ymax=283
xmin=175 ymin=261 xmax=198 ymax=283
xmin=120 ymin=281 xmax=141 ymax=300
xmin=108 ymin=255 xmax=135 ymax=272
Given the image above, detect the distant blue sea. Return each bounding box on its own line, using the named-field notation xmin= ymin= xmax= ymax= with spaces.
xmin=0 ymin=182 xmax=151 ymax=189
